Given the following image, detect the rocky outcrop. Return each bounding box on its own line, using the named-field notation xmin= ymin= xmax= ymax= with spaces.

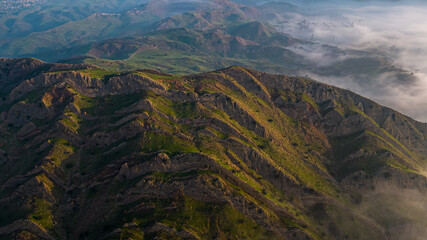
xmin=0 ymin=220 xmax=55 ymax=240
xmin=1 ymin=59 xmax=427 ymax=240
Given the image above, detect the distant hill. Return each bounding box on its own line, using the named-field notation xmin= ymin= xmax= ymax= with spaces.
xmin=55 ymin=20 xmax=414 ymax=91
xmin=0 ymin=0 xmax=235 ymax=58
xmin=57 ymin=21 xmax=302 ymax=75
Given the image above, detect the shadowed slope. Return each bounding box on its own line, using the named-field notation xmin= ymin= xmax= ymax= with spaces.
xmin=0 ymin=59 xmax=426 ymax=239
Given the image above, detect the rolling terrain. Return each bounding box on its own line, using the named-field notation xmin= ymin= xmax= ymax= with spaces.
xmin=0 ymin=0 xmax=151 ymax=39
xmin=47 ymin=0 xmax=421 ymax=121
xmin=1 ymin=1 xmax=427 ymax=239
xmin=0 ymin=0 xmax=239 ymax=59
xmin=0 ymin=58 xmax=427 ymax=239
xmin=1 ymin=0 xmax=418 ymax=123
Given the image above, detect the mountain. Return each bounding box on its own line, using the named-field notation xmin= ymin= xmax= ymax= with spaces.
xmin=56 ymin=21 xmax=303 ymax=75
xmin=1 ymin=0 xmax=415 ymax=99
xmin=1 ymin=58 xmax=427 ymax=239
xmin=0 ymin=12 xmax=159 ymax=58
xmin=56 ymin=19 xmax=414 ymax=94
xmin=140 ymin=0 xmax=237 ymax=19
xmin=47 ymin=2 xmax=418 ymax=122
xmin=0 ymin=0 xmax=239 ymax=59
xmin=0 ymin=0 xmax=151 ymax=39
xmin=149 ymin=1 xmax=256 ymax=31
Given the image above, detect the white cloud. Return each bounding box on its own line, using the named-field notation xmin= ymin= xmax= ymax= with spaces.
xmin=270 ymin=1 xmax=427 ymax=121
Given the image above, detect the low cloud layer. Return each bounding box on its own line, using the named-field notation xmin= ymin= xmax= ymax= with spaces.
xmin=269 ymin=0 xmax=427 ymax=122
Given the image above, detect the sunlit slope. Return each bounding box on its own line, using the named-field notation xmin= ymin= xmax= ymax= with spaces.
xmin=59 ymin=20 xmax=414 ymax=92
xmin=0 ymin=58 xmax=426 ymax=239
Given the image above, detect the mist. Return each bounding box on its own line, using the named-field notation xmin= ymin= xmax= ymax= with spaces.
xmin=356 ymin=180 xmax=427 ymax=240
xmin=265 ymin=0 xmax=427 ymax=122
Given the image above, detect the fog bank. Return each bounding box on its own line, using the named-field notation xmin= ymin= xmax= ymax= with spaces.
xmin=268 ymin=0 xmax=427 ymax=122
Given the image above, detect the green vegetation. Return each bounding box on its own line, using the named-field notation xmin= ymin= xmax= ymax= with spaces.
xmin=140 ymin=132 xmax=198 ymax=155
xmin=61 ymin=109 xmax=82 ymax=133
xmin=0 ymin=0 xmax=158 ymax=59
xmin=302 ymin=93 xmax=320 ymax=112
xmin=1 ymin=59 xmax=427 ymax=240
xmin=131 ymin=196 xmax=279 ymax=240
xmin=28 ymin=199 xmax=54 ymax=230
xmin=47 ymin=138 xmax=75 ymax=166
xmin=172 ymin=102 xmax=199 ymax=119
xmin=119 ymin=228 xmax=144 ymax=240
xmin=77 ymin=68 xmax=118 ymax=81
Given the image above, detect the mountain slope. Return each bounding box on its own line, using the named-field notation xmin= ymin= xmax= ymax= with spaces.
xmin=0 ymin=0 xmax=239 ymax=59
xmin=57 ymin=22 xmax=302 ymax=75
xmin=57 ymin=18 xmax=414 ymax=95
xmin=0 ymin=0 xmax=151 ymax=39
xmin=0 ymin=58 xmax=427 ymax=239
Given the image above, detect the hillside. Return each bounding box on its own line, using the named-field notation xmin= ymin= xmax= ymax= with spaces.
xmin=0 ymin=0 xmax=150 ymax=39
xmin=57 ymin=20 xmax=414 ymax=91
xmin=58 ymin=22 xmax=301 ymax=75
xmin=1 ymin=0 xmax=416 ymax=118
xmin=0 ymin=58 xmax=427 ymax=239
xmin=0 ymin=0 xmax=241 ymax=59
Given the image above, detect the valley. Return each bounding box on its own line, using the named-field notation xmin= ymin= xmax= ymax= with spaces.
xmin=1 ymin=0 xmax=427 ymax=239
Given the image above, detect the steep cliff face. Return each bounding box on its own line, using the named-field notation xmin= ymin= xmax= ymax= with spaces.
xmin=0 ymin=58 xmax=426 ymax=240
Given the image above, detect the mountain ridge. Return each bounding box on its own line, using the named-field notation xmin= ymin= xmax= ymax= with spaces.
xmin=1 ymin=58 xmax=427 ymax=239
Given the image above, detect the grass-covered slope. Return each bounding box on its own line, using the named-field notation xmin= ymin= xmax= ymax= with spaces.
xmin=0 ymin=0 xmax=242 ymax=59
xmin=0 ymin=58 xmax=427 ymax=239
xmin=58 ymin=20 xmax=414 ymax=91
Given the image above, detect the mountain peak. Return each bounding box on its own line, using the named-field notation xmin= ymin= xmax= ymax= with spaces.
xmin=1 ymin=60 xmax=427 ymax=239
xmin=229 ymin=21 xmax=275 ymax=41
